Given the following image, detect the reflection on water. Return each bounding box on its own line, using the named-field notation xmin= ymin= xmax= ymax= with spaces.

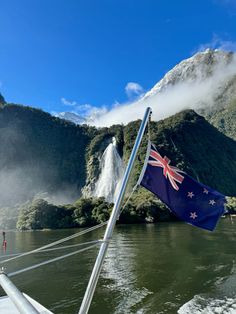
xmin=0 ymin=219 xmax=236 ymax=314
xmin=101 ymin=232 xmax=153 ymax=313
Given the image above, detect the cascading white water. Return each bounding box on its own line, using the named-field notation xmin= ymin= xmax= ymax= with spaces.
xmin=94 ymin=137 xmax=124 ymax=203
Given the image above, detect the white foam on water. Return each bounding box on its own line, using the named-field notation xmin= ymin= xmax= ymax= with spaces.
xmin=178 ymin=295 xmax=236 ymax=314
xmin=101 ymin=235 xmax=153 ymax=314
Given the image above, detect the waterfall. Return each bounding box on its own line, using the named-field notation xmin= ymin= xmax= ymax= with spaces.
xmin=94 ymin=137 xmax=124 ymax=203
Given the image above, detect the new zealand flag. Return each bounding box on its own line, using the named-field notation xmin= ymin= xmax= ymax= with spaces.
xmin=138 ymin=142 xmax=226 ymax=231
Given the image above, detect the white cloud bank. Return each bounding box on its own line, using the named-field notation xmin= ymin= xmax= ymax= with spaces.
xmin=60 ymin=97 xmax=107 ymax=119
xmin=90 ymin=51 xmax=236 ymax=127
xmin=57 ymin=49 xmax=236 ymax=128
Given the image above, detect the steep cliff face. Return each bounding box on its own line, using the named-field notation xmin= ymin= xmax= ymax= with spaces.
xmin=142 ymin=49 xmax=235 ymax=100
xmin=82 ymin=125 xmax=124 ymax=200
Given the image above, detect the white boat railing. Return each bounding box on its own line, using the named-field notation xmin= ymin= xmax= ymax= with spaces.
xmin=0 ymin=268 xmax=40 ymax=314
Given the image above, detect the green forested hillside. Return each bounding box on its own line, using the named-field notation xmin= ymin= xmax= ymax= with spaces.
xmin=208 ymin=99 xmax=236 ymax=140
xmin=0 ymin=103 xmax=236 ymax=229
xmin=0 ymin=103 xmax=96 ymax=206
xmin=123 ymin=110 xmax=236 ymax=196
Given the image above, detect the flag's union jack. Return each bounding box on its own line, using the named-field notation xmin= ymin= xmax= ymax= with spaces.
xmin=148 ymin=148 xmax=184 ymax=191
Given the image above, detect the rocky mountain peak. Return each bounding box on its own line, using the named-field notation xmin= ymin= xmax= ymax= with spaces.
xmin=142 ymin=49 xmax=234 ymax=99
xmin=54 ymin=112 xmax=87 ymax=124
xmin=55 ymin=49 xmax=236 ymax=125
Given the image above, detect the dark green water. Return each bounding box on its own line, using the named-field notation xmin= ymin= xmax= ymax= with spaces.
xmin=0 ymin=219 xmax=236 ymax=314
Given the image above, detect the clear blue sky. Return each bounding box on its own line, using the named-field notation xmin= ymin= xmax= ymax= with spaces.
xmin=0 ymin=0 xmax=236 ymax=114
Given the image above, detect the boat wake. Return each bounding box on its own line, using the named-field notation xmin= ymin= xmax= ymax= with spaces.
xmin=101 ymin=235 xmax=153 ymax=313
xmin=178 ymin=259 xmax=236 ymax=314
xmin=178 ymin=295 xmax=236 ymax=314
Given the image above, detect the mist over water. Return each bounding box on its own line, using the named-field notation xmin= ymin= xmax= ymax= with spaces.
xmin=94 ymin=137 xmax=124 ymax=203
xmin=0 ymin=122 xmax=81 ymax=230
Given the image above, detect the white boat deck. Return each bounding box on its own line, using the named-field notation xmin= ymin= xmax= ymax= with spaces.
xmin=0 ymin=293 xmax=53 ymax=314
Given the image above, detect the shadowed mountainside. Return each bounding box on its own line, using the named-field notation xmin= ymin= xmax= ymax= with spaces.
xmin=0 ymin=104 xmax=96 ymax=206
xmin=207 ymin=99 xmax=236 ymax=141
xmin=123 ymin=110 xmax=236 ymax=196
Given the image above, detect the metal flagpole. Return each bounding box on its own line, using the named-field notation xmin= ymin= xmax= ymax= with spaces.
xmin=78 ymin=107 xmax=152 ymax=314
xmin=0 ymin=269 xmax=40 ymax=314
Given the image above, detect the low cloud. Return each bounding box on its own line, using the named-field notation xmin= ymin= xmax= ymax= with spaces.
xmin=89 ymin=50 xmax=236 ymax=127
xmin=197 ymin=34 xmax=236 ymax=52
xmin=58 ymin=99 xmax=108 ymax=121
xmin=80 ymin=104 xmax=107 ymax=121
xmin=125 ymin=82 xmax=144 ymax=98
xmin=58 ymin=50 xmax=236 ymax=128
xmin=61 ymin=97 xmax=77 ymax=107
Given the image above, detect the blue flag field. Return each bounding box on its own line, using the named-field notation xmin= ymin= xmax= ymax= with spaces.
xmin=138 ymin=142 xmax=226 ymax=231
